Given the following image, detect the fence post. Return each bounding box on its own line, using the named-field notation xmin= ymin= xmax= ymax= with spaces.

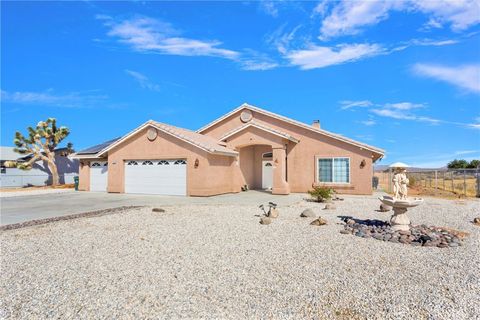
xmin=434 ymin=170 xmax=438 ymax=195
xmin=442 ymin=171 xmax=445 ymax=190
xmin=451 ymin=171 xmax=454 ymax=193
xmin=389 ymin=168 xmax=393 ymax=193
xmin=476 ymin=169 xmax=480 ymax=198
xmin=463 ymin=170 xmax=467 ymax=196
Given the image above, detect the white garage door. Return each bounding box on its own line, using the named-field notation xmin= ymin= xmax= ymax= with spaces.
xmin=90 ymin=161 xmax=108 ymax=192
xmin=124 ymin=159 xmax=187 ymax=196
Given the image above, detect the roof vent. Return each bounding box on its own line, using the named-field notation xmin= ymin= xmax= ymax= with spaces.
xmin=312 ymin=120 xmax=320 ymax=129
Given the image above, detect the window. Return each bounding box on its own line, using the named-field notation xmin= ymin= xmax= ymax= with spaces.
xmin=158 ymin=160 xmax=170 ymax=165
xmin=127 ymin=161 xmax=138 ymax=166
xmin=91 ymin=162 xmax=101 ymax=167
xmin=174 ymin=160 xmax=186 ymax=165
xmin=262 ymin=152 xmax=273 ymax=159
xmin=142 ymin=161 xmax=153 ymax=165
xmin=317 ymin=157 xmax=350 ymax=183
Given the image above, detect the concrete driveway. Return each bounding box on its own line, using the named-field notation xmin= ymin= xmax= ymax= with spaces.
xmin=0 ymin=190 xmax=305 ymax=226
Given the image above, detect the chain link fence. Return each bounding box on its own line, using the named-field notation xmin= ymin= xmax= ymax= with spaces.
xmin=374 ymin=168 xmax=480 ymax=198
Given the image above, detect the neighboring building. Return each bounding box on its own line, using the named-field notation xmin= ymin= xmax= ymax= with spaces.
xmin=71 ymin=103 xmax=385 ymax=196
xmin=0 ymin=147 xmax=79 ymax=187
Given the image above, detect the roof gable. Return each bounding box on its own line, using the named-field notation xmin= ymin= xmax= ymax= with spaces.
xmin=198 ymin=103 xmax=385 ymax=157
xmin=92 ymin=121 xmax=237 ymax=158
xmin=219 ymin=121 xmax=300 ymax=143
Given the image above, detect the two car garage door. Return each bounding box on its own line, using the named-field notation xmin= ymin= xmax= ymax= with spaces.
xmin=124 ymin=159 xmax=187 ymax=196
xmin=90 ymin=159 xmax=187 ymax=196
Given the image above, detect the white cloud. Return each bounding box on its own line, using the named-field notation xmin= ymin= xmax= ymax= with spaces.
xmin=259 ymin=0 xmax=279 ymax=17
xmin=467 ymin=117 xmax=480 ymax=129
xmin=361 ymin=119 xmax=376 ymax=126
xmin=319 ymin=1 xmax=402 ymax=39
xmin=370 ymin=108 xmax=441 ymax=124
xmin=341 ymin=100 xmax=441 ymax=124
xmin=318 ymin=0 xmax=480 ymax=39
xmin=384 ymin=102 xmax=425 ymax=110
xmin=238 ymin=50 xmax=279 ymax=71
xmin=340 ymin=100 xmax=373 ymax=109
xmin=413 ymin=64 xmax=480 ymax=93
xmin=286 ymin=43 xmax=383 ymax=70
xmin=99 ymin=15 xmax=239 ymax=60
xmin=1 ymin=89 xmax=108 ymax=108
xmin=125 ymin=69 xmax=160 ymax=91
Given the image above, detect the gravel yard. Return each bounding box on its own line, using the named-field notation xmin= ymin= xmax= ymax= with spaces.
xmin=1 ymin=195 xmax=479 ymax=319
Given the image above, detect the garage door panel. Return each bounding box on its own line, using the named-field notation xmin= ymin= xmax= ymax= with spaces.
xmin=124 ymin=160 xmax=186 ymax=195
xmin=90 ymin=161 xmax=108 ymax=192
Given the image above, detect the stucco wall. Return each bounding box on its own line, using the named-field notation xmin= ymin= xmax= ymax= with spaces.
xmin=78 ymin=161 xmax=90 ymax=191
xmin=201 ymin=109 xmax=375 ymax=195
xmin=106 ymin=127 xmax=236 ymax=196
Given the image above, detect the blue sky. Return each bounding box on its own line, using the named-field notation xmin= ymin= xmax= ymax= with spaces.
xmin=1 ymin=1 xmax=479 ymax=168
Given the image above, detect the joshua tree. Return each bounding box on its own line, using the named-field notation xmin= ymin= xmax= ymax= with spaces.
xmin=13 ymin=118 xmax=73 ymax=186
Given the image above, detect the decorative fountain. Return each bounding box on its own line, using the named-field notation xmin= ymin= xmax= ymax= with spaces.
xmin=379 ymin=162 xmax=424 ymax=231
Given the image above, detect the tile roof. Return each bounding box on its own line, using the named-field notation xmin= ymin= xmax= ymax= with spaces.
xmin=150 ymin=121 xmax=238 ymax=156
xmin=198 ymin=103 xmax=385 ymax=157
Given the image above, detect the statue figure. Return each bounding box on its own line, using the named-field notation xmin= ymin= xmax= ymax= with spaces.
xmin=392 ymin=168 xmax=409 ymax=200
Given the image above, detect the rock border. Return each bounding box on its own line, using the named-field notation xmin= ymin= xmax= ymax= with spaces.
xmin=0 ymin=206 xmax=144 ymax=231
xmin=339 ymin=217 xmax=468 ymax=248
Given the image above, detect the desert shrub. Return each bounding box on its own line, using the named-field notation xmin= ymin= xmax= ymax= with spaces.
xmin=409 ymin=175 xmax=416 ymax=187
xmin=308 ymin=186 xmax=335 ymax=202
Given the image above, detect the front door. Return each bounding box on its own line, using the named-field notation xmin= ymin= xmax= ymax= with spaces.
xmin=262 ymin=161 xmax=273 ymax=189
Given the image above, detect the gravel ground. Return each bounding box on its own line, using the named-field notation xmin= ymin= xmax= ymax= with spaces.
xmin=0 ymin=188 xmax=74 ymax=198
xmin=1 ymin=195 xmax=479 ymax=319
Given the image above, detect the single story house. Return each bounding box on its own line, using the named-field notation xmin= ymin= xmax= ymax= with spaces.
xmin=0 ymin=146 xmax=79 ymax=187
xmin=71 ymin=103 xmax=384 ymax=196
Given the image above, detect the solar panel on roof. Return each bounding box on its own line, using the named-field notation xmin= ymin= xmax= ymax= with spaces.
xmin=76 ymin=137 xmax=121 ymax=155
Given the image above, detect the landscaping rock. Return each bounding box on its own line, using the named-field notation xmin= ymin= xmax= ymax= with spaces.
xmin=323 ymin=203 xmax=336 ymax=210
xmin=473 ymin=217 xmax=480 ymax=226
xmin=259 ymin=217 xmax=272 ymax=225
xmin=379 ymin=204 xmax=392 ymax=212
xmin=268 ymin=208 xmax=279 ymax=218
xmin=300 ymin=209 xmax=316 ymax=218
xmin=310 ymin=217 xmax=327 ymax=226
xmin=152 ymin=208 xmax=165 ymax=213
xmin=339 ymin=218 xmax=467 ymax=248
xmin=346 ymin=219 xmax=356 ymax=225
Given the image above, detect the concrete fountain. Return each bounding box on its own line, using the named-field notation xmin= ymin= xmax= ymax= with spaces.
xmin=379 ymin=162 xmax=424 ymax=231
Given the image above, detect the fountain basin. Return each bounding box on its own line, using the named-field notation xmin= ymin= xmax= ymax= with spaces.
xmin=378 ymin=196 xmax=424 ymax=231
xmin=378 ymin=195 xmax=424 ymax=208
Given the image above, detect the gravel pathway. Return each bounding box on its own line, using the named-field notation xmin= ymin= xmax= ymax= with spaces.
xmin=1 ymin=195 xmax=479 ymax=319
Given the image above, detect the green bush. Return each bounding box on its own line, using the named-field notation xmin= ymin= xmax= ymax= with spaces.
xmin=308 ymin=186 xmax=335 ymax=202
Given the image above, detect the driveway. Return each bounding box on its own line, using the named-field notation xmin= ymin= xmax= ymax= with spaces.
xmin=0 ymin=190 xmax=305 ymax=226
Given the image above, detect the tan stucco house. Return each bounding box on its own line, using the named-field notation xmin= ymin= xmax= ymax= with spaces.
xmin=72 ymin=103 xmax=384 ymax=196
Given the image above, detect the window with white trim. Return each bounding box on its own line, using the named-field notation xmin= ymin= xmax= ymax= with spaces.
xmin=317 ymin=157 xmax=350 ymax=183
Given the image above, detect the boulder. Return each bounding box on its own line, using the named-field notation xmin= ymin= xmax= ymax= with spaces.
xmin=323 ymin=203 xmax=336 ymax=210
xmin=310 ymin=217 xmax=327 ymax=226
xmin=379 ymin=204 xmax=392 ymax=212
xmin=260 ymin=217 xmax=272 ymax=225
xmin=346 ymin=219 xmax=356 ymax=225
xmin=268 ymin=208 xmax=279 ymax=218
xmin=300 ymin=208 xmax=316 ymax=218
xmin=474 ymin=217 xmax=480 ymax=226
xmin=152 ymin=208 xmax=165 ymax=213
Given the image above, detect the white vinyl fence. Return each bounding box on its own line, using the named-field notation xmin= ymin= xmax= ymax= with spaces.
xmin=0 ymin=168 xmax=77 ymax=188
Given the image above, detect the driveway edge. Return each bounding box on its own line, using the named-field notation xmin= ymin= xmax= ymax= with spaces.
xmin=0 ymin=206 xmax=145 ymax=231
